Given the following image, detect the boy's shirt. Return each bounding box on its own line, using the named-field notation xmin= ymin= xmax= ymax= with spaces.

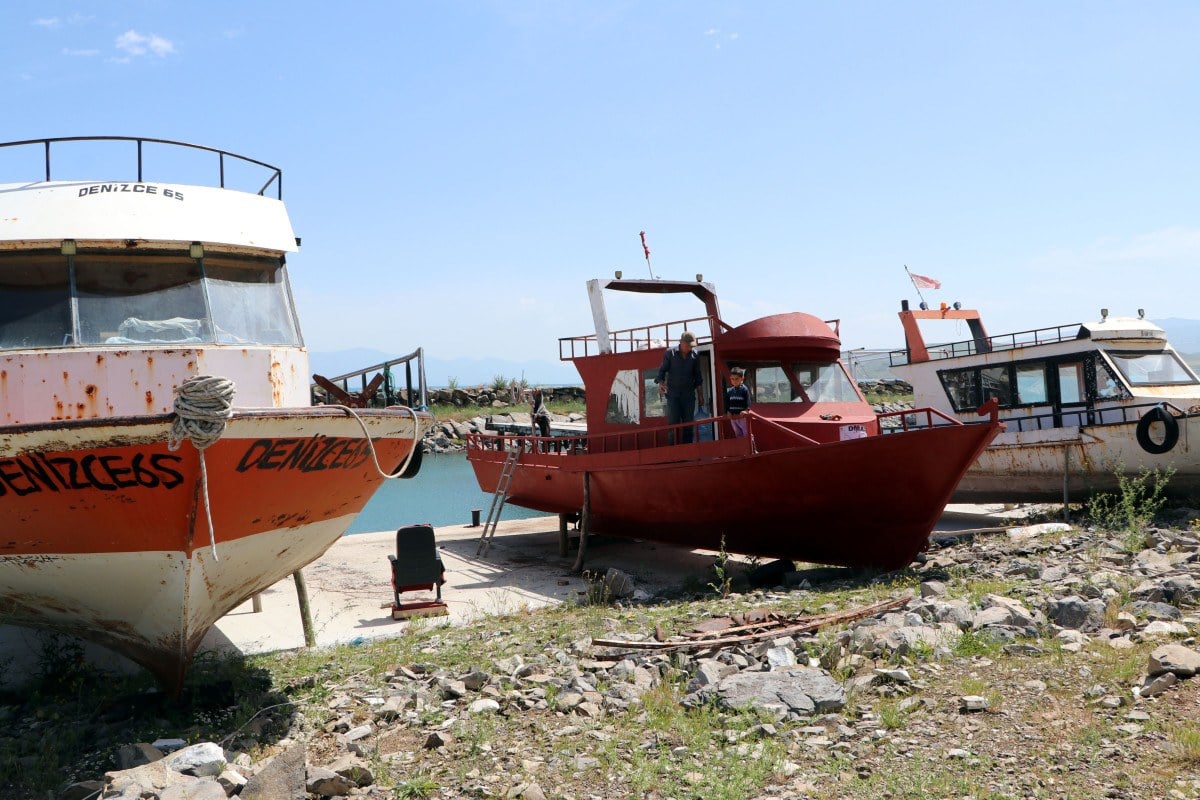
xmin=726 ymin=384 xmax=751 ymax=414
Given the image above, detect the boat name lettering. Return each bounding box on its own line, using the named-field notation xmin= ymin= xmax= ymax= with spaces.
xmin=235 ymin=436 xmax=372 ymax=473
xmin=76 ymin=183 xmax=185 ymax=200
xmin=0 ymin=452 xmax=185 ymax=499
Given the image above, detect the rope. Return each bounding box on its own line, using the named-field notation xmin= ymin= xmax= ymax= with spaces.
xmin=168 ymin=375 xmax=236 ymax=562
xmin=328 ymin=404 xmax=423 ymax=479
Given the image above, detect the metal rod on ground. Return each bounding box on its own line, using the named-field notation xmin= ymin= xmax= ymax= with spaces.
xmin=251 ymin=593 xmax=263 ymax=613
xmin=558 ymin=513 xmax=569 ymax=557
xmin=293 ymin=569 xmax=316 ymax=647
xmin=572 ymin=472 xmax=590 ymax=573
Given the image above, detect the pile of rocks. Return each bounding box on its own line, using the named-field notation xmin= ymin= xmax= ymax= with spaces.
xmin=54 ymin=518 xmax=1199 ymax=799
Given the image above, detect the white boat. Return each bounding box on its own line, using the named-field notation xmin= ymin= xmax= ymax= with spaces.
xmin=0 ymin=136 xmax=432 ymax=691
xmin=889 ymin=301 xmax=1200 ymax=502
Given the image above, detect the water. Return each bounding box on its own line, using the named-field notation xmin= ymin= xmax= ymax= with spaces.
xmin=346 ymin=452 xmax=549 ymax=534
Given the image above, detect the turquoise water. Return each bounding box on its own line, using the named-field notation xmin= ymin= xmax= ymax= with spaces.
xmin=346 ymin=452 xmax=549 ymax=534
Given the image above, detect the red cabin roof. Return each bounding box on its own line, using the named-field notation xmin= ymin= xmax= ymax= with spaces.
xmin=717 ymin=312 xmax=841 ymax=361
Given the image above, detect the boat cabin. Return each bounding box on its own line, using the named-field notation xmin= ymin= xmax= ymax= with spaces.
xmin=558 ymin=278 xmax=877 ymax=448
xmin=890 ymin=302 xmax=1200 ymax=433
xmin=0 ymin=137 xmax=308 ymax=424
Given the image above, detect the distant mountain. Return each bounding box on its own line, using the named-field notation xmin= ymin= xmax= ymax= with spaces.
xmin=1155 ymin=318 xmax=1200 ymax=355
xmin=308 ymin=347 xmax=580 ymax=388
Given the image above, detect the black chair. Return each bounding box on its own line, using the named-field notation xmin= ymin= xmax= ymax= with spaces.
xmin=388 ymin=524 xmax=446 ymax=609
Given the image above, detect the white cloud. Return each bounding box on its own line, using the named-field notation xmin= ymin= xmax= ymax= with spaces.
xmin=704 ymin=28 xmax=719 ymax=36
xmin=115 ymin=29 xmax=175 ymax=58
xmin=63 ymin=48 xmax=100 ymax=57
xmin=729 ymin=32 xmax=739 ymax=40
xmin=33 ymin=17 xmax=60 ymax=28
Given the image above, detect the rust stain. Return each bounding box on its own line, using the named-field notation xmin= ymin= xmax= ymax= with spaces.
xmin=144 ymin=389 xmax=154 ymax=408
xmin=85 ymin=384 xmax=97 ymax=396
xmin=96 ymin=353 xmax=105 ymax=364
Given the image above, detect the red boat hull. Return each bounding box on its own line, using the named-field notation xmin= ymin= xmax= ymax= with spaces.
xmin=468 ymin=421 xmax=999 ymax=570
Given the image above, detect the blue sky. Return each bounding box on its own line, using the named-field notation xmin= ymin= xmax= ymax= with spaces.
xmin=5 ymin=2 xmax=1200 ymax=380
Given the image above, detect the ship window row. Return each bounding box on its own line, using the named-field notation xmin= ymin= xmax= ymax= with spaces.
xmin=0 ymin=251 xmax=301 ymax=351
xmin=603 ymin=359 xmax=858 ymax=425
xmin=934 ymin=353 xmax=1179 ymax=412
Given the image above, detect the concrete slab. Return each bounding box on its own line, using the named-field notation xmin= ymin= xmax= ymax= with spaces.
xmin=200 ymin=516 xmax=740 ymax=657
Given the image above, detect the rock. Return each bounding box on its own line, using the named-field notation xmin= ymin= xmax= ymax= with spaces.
xmin=689 ymin=667 xmax=845 ymax=717
xmin=469 ymin=698 xmax=501 ymax=714
xmin=873 ymin=668 xmax=912 ymax=683
xmin=960 ymin=695 xmax=989 ymax=712
xmin=1148 ymin=644 xmax=1200 ymax=678
xmin=329 ymin=757 xmax=374 ymax=788
xmin=217 ymin=768 xmax=248 ymax=795
xmin=424 ymin=731 xmax=453 ymax=749
xmin=168 ymin=742 xmax=227 ymax=778
xmin=602 ymin=568 xmax=635 ymax=599
xmin=920 ymin=580 xmax=947 ymax=597
xmin=117 ymin=742 xmax=164 ymax=770
xmin=343 ymin=723 xmax=373 ymax=742
xmin=462 ymin=669 xmax=491 ymax=690
xmin=306 ymin=767 xmax=354 ymax=797
xmin=1131 ymin=600 xmax=1183 ymax=620
xmin=1047 ymin=596 xmax=1106 ymax=631
xmin=105 ymin=761 xmax=202 ymax=797
xmin=240 ymin=742 xmax=307 ymax=800
xmin=1140 ymin=671 xmax=1178 ymax=698
xmin=517 ymin=782 xmax=548 ymax=800
xmin=1144 ymin=620 xmax=1189 ymax=637
xmin=152 ymin=738 xmax=188 ymax=753
xmin=766 ymin=646 xmax=797 ymax=669
xmin=160 ymin=782 xmax=229 ymax=800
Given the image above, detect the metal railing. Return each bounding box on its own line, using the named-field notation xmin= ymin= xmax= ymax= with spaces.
xmin=0 ymin=136 xmax=283 ymax=199
xmin=469 ymin=413 xmax=758 ymax=456
xmin=311 ymin=347 xmax=428 ymax=408
xmin=889 ymin=321 xmax=1083 ymax=367
xmin=882 ymin=400 xmax=1191 ymax=433
xmin=559 ymin=316 xmax=714 ymax=360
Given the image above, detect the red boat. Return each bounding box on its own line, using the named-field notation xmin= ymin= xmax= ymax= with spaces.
xmin=467 ymin=278 xmax=1003 ymax=571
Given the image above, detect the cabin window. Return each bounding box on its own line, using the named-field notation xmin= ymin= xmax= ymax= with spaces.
xmin=1108 ymin=351 xmax=1198 ymax=386
xmin=1057 ymin=362 xmax=1085 ymax=404
xmin=1094 ymin=360 xmax=1128 ymax=399
xmin=75 ymin=255 xmax=207 ymax=345
xmin=941 ymin=369 xmax=979 ymax=411
xmin=750 ymin=365 xmax=794 ymax=402
xmin=641 ymin=369 xmax=666 ymax=418
xmin=980 ymin=366 xmax=1013 ymax=406
xmin=204 ymin=257 xmax=301 ymax=345
xmin=605 ymin=369 xmax=641 ymax=424
xmin=0 ymin=254 xmax=71 ymax=350
xmin=793 ymin=362 xmax=859 ymax=403
xmin=1015 ymin=364 xmax=1048 ymax=405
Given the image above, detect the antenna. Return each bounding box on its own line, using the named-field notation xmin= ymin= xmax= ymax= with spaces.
xmin=639 ymin=231 xmax=655 ymax=279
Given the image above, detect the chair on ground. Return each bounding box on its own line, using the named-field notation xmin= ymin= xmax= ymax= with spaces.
xmin=388 ymin=524 xmax=448 ymax=619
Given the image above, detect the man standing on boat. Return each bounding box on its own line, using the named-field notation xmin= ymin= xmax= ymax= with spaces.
xmin=655 ymin=331 xmax=704 ymax=444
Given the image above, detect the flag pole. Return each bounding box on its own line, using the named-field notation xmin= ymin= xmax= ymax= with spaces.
xmin=905 ymin=265 xmax=928 ymax=308
xmin=639 ymin=231 xmax=655 ymax=279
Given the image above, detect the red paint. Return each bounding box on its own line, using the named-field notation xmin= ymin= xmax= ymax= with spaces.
xmin=467 ymin=281 xmax=1003 ymax=570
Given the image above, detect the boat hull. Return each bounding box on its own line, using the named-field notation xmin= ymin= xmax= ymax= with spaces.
xmin=951 ymin=416 xmax=1200 ymax=502
xmin=469 ymin=421 xmax=999 ymax=571
xmin=0 ymin=407 xmax=428 ymax=690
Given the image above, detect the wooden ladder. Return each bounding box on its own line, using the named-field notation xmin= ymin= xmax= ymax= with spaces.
xmin=476 ymin=448 xmax=520 ymax=557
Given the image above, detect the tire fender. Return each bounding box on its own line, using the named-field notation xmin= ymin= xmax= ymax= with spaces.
xmin=1135 ymin=405 xmax=1179 ymax=455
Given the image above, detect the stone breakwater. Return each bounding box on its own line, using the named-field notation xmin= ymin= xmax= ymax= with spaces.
xmin=420 ymin=381 xmax=914 ymax=453
xmin=54 ymin=515 xmax=1200 ymax=800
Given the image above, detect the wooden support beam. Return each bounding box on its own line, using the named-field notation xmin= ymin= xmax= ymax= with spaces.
xmin=572 ymin=472 xmax=591 ymax=574
xmin=293 ymin=569 xmax=316 ymax=647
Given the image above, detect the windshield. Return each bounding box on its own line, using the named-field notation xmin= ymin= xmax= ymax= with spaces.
xmin=793 ymin=362 xmax=860 ymax=402
xmin=0 ymin=250 xmax=302 ymax=350
xmin=1108 ymin=351 xmax=1198 ymax=386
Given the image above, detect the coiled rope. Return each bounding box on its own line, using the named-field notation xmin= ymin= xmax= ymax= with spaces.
xmin=168 ymin=375 xmax=236 ymax=562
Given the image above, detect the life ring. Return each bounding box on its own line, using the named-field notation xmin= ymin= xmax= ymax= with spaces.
xmin=1135 ymin=405 xmax=1179 ymax=455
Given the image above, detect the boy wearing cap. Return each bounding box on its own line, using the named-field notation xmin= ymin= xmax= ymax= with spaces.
xmin=726 ymin=367 xmax=751 ymax=438
xmin=654 ymin=331 xmax=704 ymax=444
